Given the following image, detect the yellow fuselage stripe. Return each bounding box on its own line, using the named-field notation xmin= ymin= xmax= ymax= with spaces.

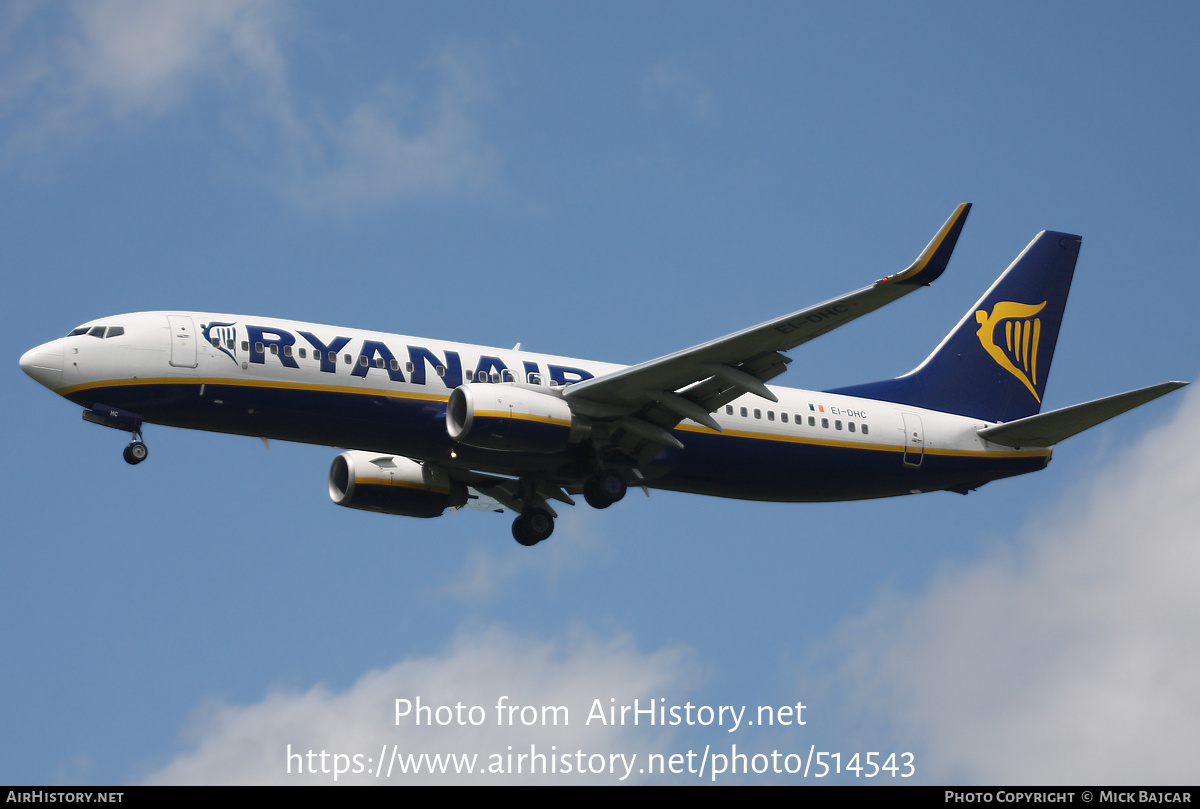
xmin=65 ymin=376 xmax=1049 ymax=460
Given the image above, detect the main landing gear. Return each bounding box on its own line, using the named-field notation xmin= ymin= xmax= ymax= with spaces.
xmin=507 ymin=470 xmax=629 ymax=547
xmin=122 ymin=432 xmax=148 ymax=465
xmin=583 ymin=471 xmax=626 ymax=509
xmin=512 ymin=508 xmax=554 ymax=546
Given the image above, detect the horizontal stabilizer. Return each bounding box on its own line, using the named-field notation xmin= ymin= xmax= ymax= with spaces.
xmin=977 ymin=382 xmax=1188 ymax=448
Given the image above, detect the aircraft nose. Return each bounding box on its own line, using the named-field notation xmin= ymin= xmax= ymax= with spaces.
xmin=19 ymin=340 xmax=64 ymax=390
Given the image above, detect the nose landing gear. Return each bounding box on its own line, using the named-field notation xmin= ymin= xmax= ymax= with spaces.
xmin=81 ymin=404 xmax=149 ymax=466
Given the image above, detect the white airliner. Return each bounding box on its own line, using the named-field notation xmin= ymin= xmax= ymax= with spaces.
xmin=19 ymin=205 xmax=1186 ymax=545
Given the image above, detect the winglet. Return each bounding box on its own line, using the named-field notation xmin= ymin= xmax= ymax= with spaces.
xmin=881 ymin=202 xmax=972 ymax=286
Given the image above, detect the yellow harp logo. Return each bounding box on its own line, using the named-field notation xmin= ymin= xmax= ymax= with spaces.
xmin=975 ymin=301 xmax=1047 ymax=402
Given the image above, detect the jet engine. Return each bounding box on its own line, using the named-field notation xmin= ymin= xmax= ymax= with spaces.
xmin=328 ymin=452 xmax=466 ymax=518
xmin=446 ymin=384 xmax=590 ymax=452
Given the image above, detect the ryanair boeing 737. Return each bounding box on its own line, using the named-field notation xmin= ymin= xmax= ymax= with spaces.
xmin=19 ymin=205 xmax=1186 ymax=545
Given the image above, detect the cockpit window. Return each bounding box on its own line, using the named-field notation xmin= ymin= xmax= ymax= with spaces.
xmin=68 ymin=325 xmax=125 ymax=337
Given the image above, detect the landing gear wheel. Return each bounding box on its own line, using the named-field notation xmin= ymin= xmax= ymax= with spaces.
xmin=584 ymin=472 xmax=627 ymax=509
xmin=123 ymin=441 xmax=148 ymax=465
xmin=511 ymin=508 xmax=554 ymax=546
xmin=584 ymin=478 xmax=610 ymax=509
xmin=512 ymin=517 xmax=538 ymax=546
xmin=599 ymin=472 xmax=626 ymax=503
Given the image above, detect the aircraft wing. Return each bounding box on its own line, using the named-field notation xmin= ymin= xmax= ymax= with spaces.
xmin=445 ymin=467 xmax=574 ymax=517
xmin=563 ymin=204 xmax=972 ymax=453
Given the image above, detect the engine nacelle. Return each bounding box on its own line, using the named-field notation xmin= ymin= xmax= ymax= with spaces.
xmin=446 ymin=384 xmax=590 ymax=453
xmin=328 ymin=452 xmax=466 ymax=518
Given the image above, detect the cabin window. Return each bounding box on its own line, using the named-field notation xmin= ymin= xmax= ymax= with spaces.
xmin=211 ymin=337 xmax=220 ymax=347
xmin=477 ymin=370 xmax=488 ymax=382
xmin=740 ymin=407 xmax=748 ymax=417
xmin=528 ymin=372 xmax=540 ymax=384
xmin=390 ymin=359 xmax=400 ymax=371
xmin=781 ymin=413 xmax=788 ymax=423
xmin=405 ymin=361 xmax=415 ymax=373
xmin=242 ymin=341 xmax=249 ymax=352
xmin=835 ymin=420 xmax=842 ymax=430
xmin=343 ymin=354 xmax=352 ymax=364
xmin=754 ymin=409 xmax=761 ymax=419
xmin=491 ymin=372 xmax=501 ymax=383
xmin=284 ymin=345 xmax=293 ymax=357
xmin=298 ymin=347 xmax=306 ymax=359
xmin=270 ymin=344 xmax=278 ymax=355
xmin=436 ymin=366 xmax=446 ymax=378
xmin=821 ymin=418 xmax=829 ymax=428
xmin=862 ymin=424 xmax=869 ymax=436
xmin=503 ymin=370 xmax=515 ymax=382
xmin=767 ymin=411 xmax=775 ymax=421
xmin=848 ymin=422 xmax=856 ymax=433
xmin=255 ymin=342 xmax=264 ymax=354
xmin=375 ymin=357 xmax=385 ymax=368
xmin=359 ymin=355 xmax=368 ymax=367
xmin=808 ymin=416 xmax=815 ymax=427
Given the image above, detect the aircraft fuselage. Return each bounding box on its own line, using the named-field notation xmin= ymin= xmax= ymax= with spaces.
xmin=22 ymin=310 xmax=1050 ymax=504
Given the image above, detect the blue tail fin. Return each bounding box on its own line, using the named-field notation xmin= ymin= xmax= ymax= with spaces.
xmin=828 ymin=231 xmax=1081 ymax=423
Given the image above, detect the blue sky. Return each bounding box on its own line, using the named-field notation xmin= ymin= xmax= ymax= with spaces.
xmin=3 ymin=1 xmax=1198 ymax=784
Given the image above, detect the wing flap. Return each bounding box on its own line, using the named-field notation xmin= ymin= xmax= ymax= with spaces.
xmin=445 ymin=467 xmax=574 ymax=515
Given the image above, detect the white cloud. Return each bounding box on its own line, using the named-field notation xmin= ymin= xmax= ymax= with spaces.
xmin=444 ymin=512 xmax=604 ymax=602
xmin=822 ymin=386 xmax=1200 ymax=784
xmin=141 ymin=625 xmax=695 ymax=784
xmin=0 ymin=2 xmax=500 ymax=211
xmin=66 ymin=0 xmax=284 ymax=117
xmin=280 ymin=44 xmax=501 ymax=214
xmin=0 ymin=0 xmax=280 ymax=156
